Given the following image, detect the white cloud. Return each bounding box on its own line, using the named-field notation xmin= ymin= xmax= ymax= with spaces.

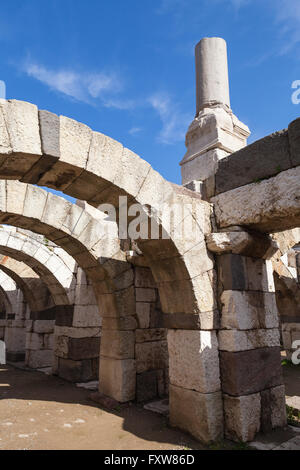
xmin=129 ymin=127 xmax=142 ymax=136
xmin=148 ymin=92 xmax=191 ymax=145
xmin=275 ymin=0 xmax=300 ymax=55
xmin=24 ymin=61 xmax=134 ymax=108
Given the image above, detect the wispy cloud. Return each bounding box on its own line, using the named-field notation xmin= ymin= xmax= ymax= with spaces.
xmin=275 ymin=0 xmax=300 ymax=55
xmin=24 ymin=61 xmax=134 ymax=109
xmin=148 ymin=92 xmax=191 ymax=145
xmin=129 ymin=126 xmax=142 ymax=136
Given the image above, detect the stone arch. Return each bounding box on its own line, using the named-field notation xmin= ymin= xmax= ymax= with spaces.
xmin=0 ymin=100 xmax=220 ymax=442
xmin=0 ymin=226 xmax=74 ymax=305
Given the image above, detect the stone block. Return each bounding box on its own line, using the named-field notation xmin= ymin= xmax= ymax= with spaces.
xmin=215 ymin=129 xmax=291 ymax=194
xmin=136 ymin=371 xmax=158 ymax=403
xmin=220 ymin=347 xmax=283 ymax=396
xmin=26 ymin=349 xmax=53 ymax=369
xmin=135 ymin=288 xmax=156 ymax=303
xmin=224 ymin=393 xmax=261 ymax=442
xmin=168 ymin=330 xmax=220 ymax=393
xmin=288 ymin=118 xmax=300 ymax=167
xmin=134 ymin=267 xmax=156 ymax=288
xmin=135 ymin=328 xmax=167 ymax=343
xmin=136 ymin=302 xmax=151 ymax=328
xmin=218 ymin=328 xmax=280 ymax=352
xmin=101 ymin=330 xmax=134 ymax=359
xmin=72 ymin=305 xmax=101 ymax=327
xmin=102 ymin=316 xmax=137 ymax=331
xmin=162 ymin=311 xmax=220 ymax=330
xmin=68 ymin=337 xmax=100 ymax=360
xmin=220 ymin=291 xmax=279 ymax=330
xmin=58 ymin=357 xmax=98 ymax=382
xmin=99 ymin=357 xmax=136 ymax=402
xmin=136 ymin=340 xmax=168 ymax=373
xmin=169 ymin=384 xmax=224 ymax=444
xmin=33 ymin=320 xmax=55 ymax=334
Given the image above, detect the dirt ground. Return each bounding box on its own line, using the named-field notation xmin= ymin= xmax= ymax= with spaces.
xmin=0 ymin=364 xmax=205 ymax=451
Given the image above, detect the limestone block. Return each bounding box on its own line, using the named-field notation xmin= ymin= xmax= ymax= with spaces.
xmin=220 ymin=291 xmax=279 ymax=330
xmin=135 ymin=288 xmax=156 ymax=303
xmin=74 ymin=283 xmax=97 ymax=306
xmin=135 ymin=328 xmax=167 ymax=343
xmin=136 ymin=302 xmax=150 ymax=329
xmin=218 ymin=329 xmax=280 ymax=352
xmin=58 ymin=357 xmax=98 ymax=382
xmin=220 ymin=347 xmax=283 ymax=396
xmin=4 ymin=326 xmax=26 ymax=351
xmin=169 ymin=384 xmax=224 ymax=443
xmin=39 ymin=110 xmax=60 ymax=158
xmin=157 ymin=270 xmax=217 ymax=314
xmin=168 ymin=330 xmax=220 ymax=393
xmin=162 ymin=310 xmax=220 ymax=330
xmin=72 ymin=305 xmax=101 ymax=328
xmin=136 ymin=370 xmax=159 ymax=403
xmin=270 ymin=385 xmax=287 ymax=428
xmin=212 ymin=166 xmax=300 ymax=233
xmin=54 ymin=325 xmax=101 ymax=339
xmin=224 ymin=393 xmax=261 ymax=442
xmin=215 ymin=129 xmax=290 ymax=195
xmin=33 ymin=320 xmax=55 ymax=334
xmin=26 ymin=349 xmax=53 ymax=369
xmin=26 ymin=332 xmax=44 ymax=350
xmin=68 ymin=337 xmax=100 ymax=360
xmin=218 ymin=254 xmax=275 ymax=292
xmin=99 ymin=357 xmax=136 ymax=402
xmin=288 ymin=118 xmax=300 ymax=167
xmin=100 ymin=330 xmax=135 ymax=359
xmin=135 ymin=340 xmax=168 ymax=373
xmin=134 ymin=267 xmax=156 ymax=288
xmin=102 ymin=316 xmax=137 ymax=331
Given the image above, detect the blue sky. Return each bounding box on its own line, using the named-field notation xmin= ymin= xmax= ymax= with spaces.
xmin=1 ymin=0 xmax=300 ymax=190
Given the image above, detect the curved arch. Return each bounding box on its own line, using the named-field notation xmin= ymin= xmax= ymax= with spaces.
xmin=0 ymin=256 xmax=53 ymax=312
xmin=0 ymin=227 xmax=74 ymax=305
xmin=0 ymin=269 xmax=25 ymax=317
xmin=0 ymin=100 xmax=213 ymax=316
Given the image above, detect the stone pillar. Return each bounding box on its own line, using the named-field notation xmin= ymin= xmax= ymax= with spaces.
xmin=210 ymin=231 xmax=287 ymax=441
xmin=195 ymin=37 xmax=230 ymax=114
xmin=180 ymin=37 xmax=250 ymax=196
xmin=54 ymin=269 xmax=101 ymax=382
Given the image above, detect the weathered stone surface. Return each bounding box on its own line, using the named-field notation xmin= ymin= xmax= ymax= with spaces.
xmin=134 ymin=267 xmax=156 ymax=288
xmin=224 ymin=393 xmax=261 ymax=442
xmin=26 ymin=349 xmax=53 ymax=369
xmin=135 ymin=328 xmax=167 ymax=343
xmin=220 ymin=347 xmax=283 ymax=396
xmin=33 ymin=320 xmax=55 ymax=334
xmin=102 ymin=316 xmax=137 ymax=331
xmin=207 ymin=231 xmax=274 ymax=258
xmin=260 ymin=385 xmax=287 ymax=433
xmin=135 ymin=288 xmax=156 ymax=303
xmin=68 ymin=337 xmax=100 ymax=360
xmin=136 ymin=371 xmax=158 ymax=403
xmin=162 ymin=310 xmax=220 ymax=330
xmin=217 ymin=254 xmax=275 ymax=292
xmin=212 ymin=166 xmax=300 ymax=233
xmin=99 ymin=357 xmax=136 ymax=402
xmin=218 ymin=329 xmax=280 ymax=352
xmin=136 ymin=302 xmax=151 ymax=329
xmin=168 ymin=330 xmax=220 ymax=393
xmin=58 ymin=357 xmax=98 ymax=382
xmin=215 ymin=129 xmax=291 ymax=195
xmin=135 ymin=340 xmax=168 ymax=374
xmin=101 ymin=330 xmax=134 ymax=359
xmin=220 ymin=291 xmax=279 ymax=330
xmin=288 ymin=118 xmax=300 ymax=167
xmin=169 ymin=384 xmax=224 ymax=443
